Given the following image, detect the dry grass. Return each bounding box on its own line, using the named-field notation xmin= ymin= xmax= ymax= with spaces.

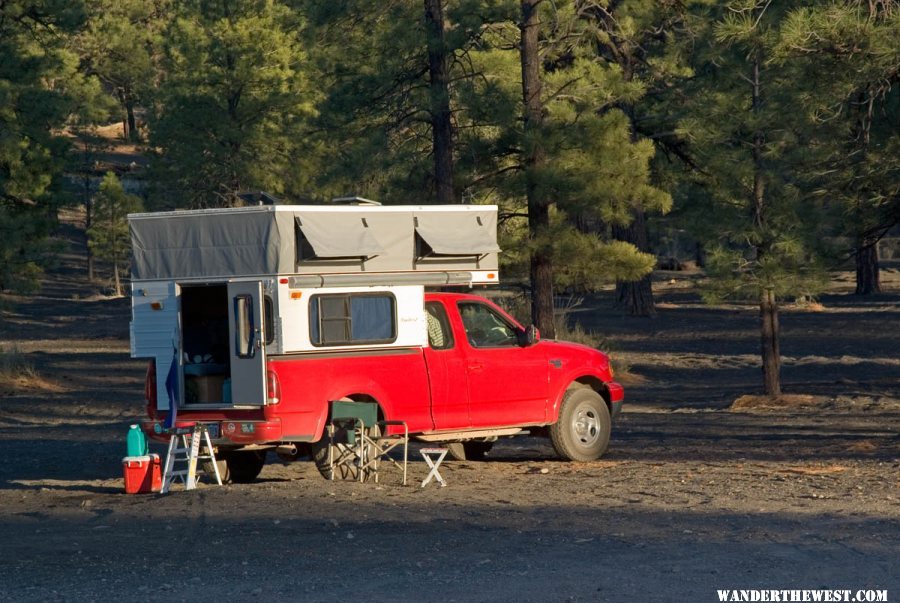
xmin=0 ymin=345 xmax=63 ymax=394
xmin=778 ymin=464 xmax=848 ymax=476
xmin=729 ymin=394 xmax=828 ymax=411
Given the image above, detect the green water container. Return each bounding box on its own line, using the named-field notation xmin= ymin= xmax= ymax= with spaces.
xmin=127 ymin=424 xmax=149 ymax=457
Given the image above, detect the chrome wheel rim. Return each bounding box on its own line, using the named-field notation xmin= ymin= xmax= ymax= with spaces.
xmin=573 ymin=403 xmax=600 ymax=447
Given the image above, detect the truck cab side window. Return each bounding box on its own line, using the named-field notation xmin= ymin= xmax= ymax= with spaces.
xmin=425 ymin=302 xmax=454 ymax=350
xmin=458 ymin=302 xmax=518 ymax=348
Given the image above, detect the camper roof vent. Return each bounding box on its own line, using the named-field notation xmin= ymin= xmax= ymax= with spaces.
xmin=238 ymin=191 xmax=281 ymax=206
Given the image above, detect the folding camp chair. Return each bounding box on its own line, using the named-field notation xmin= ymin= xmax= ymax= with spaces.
xmin=327 ymin=401 xmax=408 ymax=485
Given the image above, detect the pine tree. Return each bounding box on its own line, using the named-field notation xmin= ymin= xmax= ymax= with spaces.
xmin=303 ymin=0 xmax=475 ymax=202
xmin=0 ymin=1 xmax=94 ymax=293
xmin=680 ymin=1 xmax=829 ymax=396
xmin=469 ymin=1 xmax=668 ymax=334
xmin=776 ymin=1 xmax=900 ymax=295
xmin=148 ymin=0 xmax=317 ymax=208
xmin=87 ymin=172 xmax=144 ymax=296
xmin=77 ymin=0 xmax=170 ymax=141
xmin=580 ymin=0 xmax=699 ymax=316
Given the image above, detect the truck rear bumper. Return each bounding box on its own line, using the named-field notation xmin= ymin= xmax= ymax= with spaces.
xmin=142 ymin=418 xmax=282 ymax=445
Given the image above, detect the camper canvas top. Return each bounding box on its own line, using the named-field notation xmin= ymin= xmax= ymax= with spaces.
xmin=128 ymin=204 xmax=500 ymax=283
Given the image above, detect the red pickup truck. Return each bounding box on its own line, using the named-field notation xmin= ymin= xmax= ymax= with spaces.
xmin=142 ymin=291 xmax=623 ymax=482
xmin=131 ymin=204 xmax=623 ymax=482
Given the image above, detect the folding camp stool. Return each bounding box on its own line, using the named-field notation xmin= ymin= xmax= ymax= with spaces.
xmin=420 ymin=447 xmax=448 ymax=488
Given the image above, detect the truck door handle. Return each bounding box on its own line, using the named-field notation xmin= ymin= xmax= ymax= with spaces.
xmin=468 ymin=362 xmax=484 ymax=371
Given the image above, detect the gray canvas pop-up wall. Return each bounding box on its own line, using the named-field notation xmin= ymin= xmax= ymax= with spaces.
xmin=129 ymin=205 xmax=500 ymax=281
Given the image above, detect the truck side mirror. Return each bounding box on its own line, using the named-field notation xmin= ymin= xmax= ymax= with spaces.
xmin=519 ymin=324 xmax=540 ymax=347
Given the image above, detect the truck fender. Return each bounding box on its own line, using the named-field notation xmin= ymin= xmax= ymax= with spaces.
xmin=310 ymin=387 xmax=390 ymax=442
xmin=549 ymin=377 xmax=609 ymax=423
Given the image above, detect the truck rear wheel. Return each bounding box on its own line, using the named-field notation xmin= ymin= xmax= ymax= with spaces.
xmin=550 ymin=388 xmax=610 ymax=462
xmin=226 ymin=450 xmax=267 ymax=483
xmin=204 ymin=450 xmax=267 ymax=484
xmin=311 ymin=428 xmax=379 ymax=481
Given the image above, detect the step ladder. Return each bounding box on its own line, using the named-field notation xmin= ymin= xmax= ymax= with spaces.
xmin=161 ymin=423 xmax=222 ymax=493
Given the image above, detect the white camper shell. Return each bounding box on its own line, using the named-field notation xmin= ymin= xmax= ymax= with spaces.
xmin=129 ymin=204 xmax=501 ymax=413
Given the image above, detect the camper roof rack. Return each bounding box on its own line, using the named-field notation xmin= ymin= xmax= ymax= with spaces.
xmin=330 ymin=196 xmax=382 ymax=206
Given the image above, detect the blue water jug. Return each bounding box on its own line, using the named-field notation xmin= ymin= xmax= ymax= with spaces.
xmin=126 ymin=424 xmax=148 ymax=457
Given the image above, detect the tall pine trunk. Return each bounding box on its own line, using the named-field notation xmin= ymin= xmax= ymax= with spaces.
xmin=751 ymin=57 xmax=781 ymax=396
xmin=520 ymin=0 xmax=555 ymax=338
xmin=81 ymin=147 xmax=95 ymax=281
xmin=423 ymin=0 xmax=456 ymax=204
xmin=855 ymin=240 xmax=881 ymax=294
xmin=113 ymin=263 xmax=122 ymax=297
xmin=126 ymin=100 xmax=138 ymax=143
xmin=760 ymin=288 xmax=782 ymax=396
xmin=851 ymin=89 xmax=881 ymax=295
xmin=613 ymin=210 xmax=656 ymax=316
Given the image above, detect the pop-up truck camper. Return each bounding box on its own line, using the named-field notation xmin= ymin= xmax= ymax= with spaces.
xmin=129 ymin=202 xmax=623 ymax=482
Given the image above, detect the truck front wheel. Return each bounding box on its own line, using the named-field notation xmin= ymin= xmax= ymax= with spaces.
xmin=550 ymin=388 xmax=611 ymax=462
xmin=446 ymin=441 xmax=493 ymax=461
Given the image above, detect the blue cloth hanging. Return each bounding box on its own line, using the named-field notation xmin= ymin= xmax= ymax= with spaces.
xmin=163 ymin=349 xmax=179 ymax=429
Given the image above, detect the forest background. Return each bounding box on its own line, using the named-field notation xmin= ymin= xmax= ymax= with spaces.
xmin=1 ymin=0 xmax=898 ymax=396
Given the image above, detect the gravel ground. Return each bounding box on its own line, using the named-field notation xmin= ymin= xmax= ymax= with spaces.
xmin=1 ymin=236 xmax=898 ymax=601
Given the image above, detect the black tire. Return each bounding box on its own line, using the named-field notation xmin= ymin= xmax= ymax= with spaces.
xmin=224 ymin=450 xmax=267 ymax=483
xmin=550 ymin=388 xmax=611 ymax=462
xmin=311 ymin=438 xmax=335 ymax=479
xmin=446 ymin=441 xmax=493 ymax=461
xmin=311 ymin=425 xmax=380 ymax=481
xmin=201 ymin=457 xmax=229 ymax=483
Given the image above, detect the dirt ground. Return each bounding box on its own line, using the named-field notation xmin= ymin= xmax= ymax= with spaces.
xmin=1 ymin=221 xmax=898 ymax=601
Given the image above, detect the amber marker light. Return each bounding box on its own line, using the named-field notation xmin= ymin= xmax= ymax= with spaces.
xmin=487 ymin=273 xmax=496 ymax=279
xmin=290 ymin=292 xmax=303 ymax=300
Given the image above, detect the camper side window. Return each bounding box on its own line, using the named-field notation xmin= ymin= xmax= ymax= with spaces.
xmin=309 ymin=293 xmax=396 ymax=346
xmin=264 ymin=295 xmax=275 ymax=345
xmin=235 ymin=295 xmax=255 ymax=358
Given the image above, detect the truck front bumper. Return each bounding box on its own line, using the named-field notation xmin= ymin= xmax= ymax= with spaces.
xmin=606 ymin=380 xmax=624 ymax=420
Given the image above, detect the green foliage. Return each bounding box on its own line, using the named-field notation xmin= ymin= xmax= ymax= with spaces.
xmin=148 ymin=0 xmax=318 ymax=208
xmin=87 ymin=172 xmax=143 ymax=290
xmin=76 ymin=0 xmax=168 ymax=139
xmin=675 ymin=1 xmax=830 ymax=305
xmin=0 ymin=0 xmax=98 ymax=293
xmin=773 ymin=2 xmax=900 ymax=263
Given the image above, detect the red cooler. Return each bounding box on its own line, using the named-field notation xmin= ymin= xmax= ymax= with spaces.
xmin=123 ymin=454 xmax=161 ymax=494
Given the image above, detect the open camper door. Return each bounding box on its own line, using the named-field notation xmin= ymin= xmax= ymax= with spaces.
xmin=228 ymin=281 xmax=266 ymax=405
